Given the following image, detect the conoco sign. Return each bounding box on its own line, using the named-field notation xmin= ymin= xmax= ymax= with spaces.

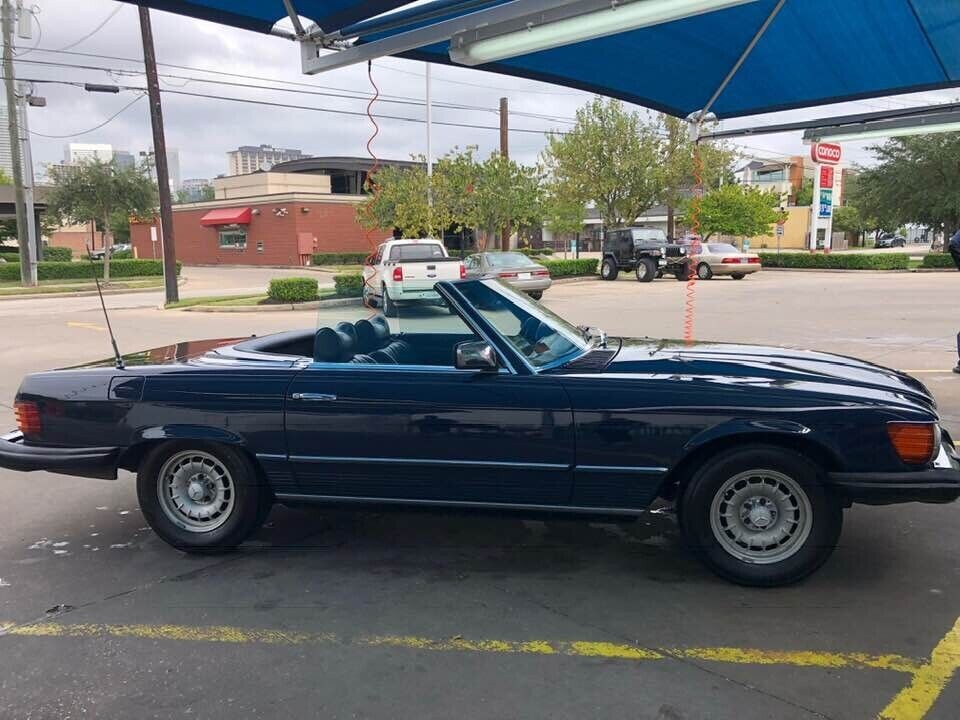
xmin=811 ymin=142 xmax=842 ymax=164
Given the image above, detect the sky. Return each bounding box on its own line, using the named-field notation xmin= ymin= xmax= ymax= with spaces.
xmin=9 ymin=0 xmax=959 ymax=183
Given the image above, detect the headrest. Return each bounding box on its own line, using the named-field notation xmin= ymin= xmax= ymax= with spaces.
xmin=314 ymin=327 xmax=354 ymax=362
xmin=354 ymin=316 xmax=391 ymax=353
xmin=336 ymin=321 xmax=358 ymax=348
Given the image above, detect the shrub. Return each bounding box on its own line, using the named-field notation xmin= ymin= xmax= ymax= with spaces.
xmin=312 ymin=252 xmax=369 ymax=266
xmin=111 ymin=249 xmax=133 ymax=260
xmin=921 ymin=253 xmax=956 ymax=268
xmin=334 ymin=273 xmax=363 ymax=297
xmin=43 ymin=246 xmax=73 ymax=262
xmin=540 ymin=258 xmax=599 ymax=278
xmin=518 ymin=247 xmax=554 ymax=257
xmin=0 ymin=258 xmax=178 ymax=282
xmin=757 ymin=252 xmax=910 ymax=270
xmin=267 ymin=277 xmax=318 ymax=303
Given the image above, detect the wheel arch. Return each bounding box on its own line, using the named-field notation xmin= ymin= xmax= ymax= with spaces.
xmin=658 ymin=428 xmax=844 ymax=504
xmin=117 ymin=425 xmax=247 ymax=472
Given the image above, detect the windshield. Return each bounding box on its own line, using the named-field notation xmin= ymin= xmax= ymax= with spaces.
xmin=455 ymin=280 xmax=590 ymax=369
xmin=389 ymin=243 xmax=446 ymax=261
xmin=707 ymin=243 xmax=740 ymax=253
xmin=632 ymin=228 xmax=667 ymax=242
xmin=485 ymin=252 xmax=536 ymax=268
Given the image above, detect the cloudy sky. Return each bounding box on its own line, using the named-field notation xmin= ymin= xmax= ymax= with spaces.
xmin=10 ymin=0 xmax=958 ymax=183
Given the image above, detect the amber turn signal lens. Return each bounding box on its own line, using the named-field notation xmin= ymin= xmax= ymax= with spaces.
xmin=887 ymin=422 xmax=937 ymax=464
xmin=14 ymin=400 xmax=42 ymax=436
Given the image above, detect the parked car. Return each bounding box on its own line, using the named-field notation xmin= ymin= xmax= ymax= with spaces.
xmin=600 ymin=226 xmax=689 ymax=282
xmin=362 ymin=238 xmax=464 ymax=316
xmin=88 ymin=243 xmax=132 ymax=260
xmin=875 ymin=233 xmax=906 ymax=248
xmin=463 ymin=251 xmax=551 ymax=299
xmin=690 ymin=243 xmax=762 ymax=280
xmin=2 ymin=278 xmax=957 ymax=586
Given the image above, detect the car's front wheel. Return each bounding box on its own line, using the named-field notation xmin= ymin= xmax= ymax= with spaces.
xmin=635 ymin=258 xmax=657 ymax=282
xmin=600 ymin=258 xmax=618 ymax=281
xmin=679 ymin=445 xmax=842 ymax=586
xmin=137 ymin=442 xmax=270 ymax=553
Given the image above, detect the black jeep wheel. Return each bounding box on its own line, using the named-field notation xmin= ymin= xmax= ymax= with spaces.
xmin=137 ymin=441 xmax=270 ymax=554
xmin=635 ymin=257 xmax=657 ymax=283
xmin=600 ymin=258 xmax=619 ymax=281
xmin=679 ymin=445 xmax=842 ymax=586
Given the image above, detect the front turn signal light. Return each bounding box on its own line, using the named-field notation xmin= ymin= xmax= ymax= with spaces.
xmin=887 ymin=422 xmax=938 ymax=464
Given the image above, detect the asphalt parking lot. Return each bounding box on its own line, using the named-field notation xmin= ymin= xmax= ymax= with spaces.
xmin=0 ymin=269 xmax=958 ymax=720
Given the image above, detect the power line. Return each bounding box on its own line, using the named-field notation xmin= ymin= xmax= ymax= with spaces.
xmin=28 ymin=92 xmax=145 ymax=138
xmin=57 ymin=4 xmax=124 ymax=52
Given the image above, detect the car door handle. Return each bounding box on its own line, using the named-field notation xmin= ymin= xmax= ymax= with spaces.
xmin=291 ymin=392 xmax=337 ymax=401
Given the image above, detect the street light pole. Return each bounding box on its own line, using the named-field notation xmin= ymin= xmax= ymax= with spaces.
xmin=2 ymin=0 xmax=35 ymax=285
xmin=138 ymin=6 xmax=178 ymax=303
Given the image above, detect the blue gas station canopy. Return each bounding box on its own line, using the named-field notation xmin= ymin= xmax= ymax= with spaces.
xmin=125 ymin=0 xmax=960 ymax=119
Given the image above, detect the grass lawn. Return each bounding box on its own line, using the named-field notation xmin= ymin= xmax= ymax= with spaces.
xmin=0 ymin=277 xmax=164 ymax=296
xmin=316 ymin=264 xmax=363 ymax=274
xmin=166 ymin=288 xmax=338 ymax=309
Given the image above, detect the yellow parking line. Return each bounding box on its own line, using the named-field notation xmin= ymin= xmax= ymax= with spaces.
xmin=66 ymin=321 xmax=106 ymax=332
xmin=0 ymin=620 xmax=920 ymax=673
xmin=878 ymin=617 xmax=960 ymax=720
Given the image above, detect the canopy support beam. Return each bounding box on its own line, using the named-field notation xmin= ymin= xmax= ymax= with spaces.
xmin=281 ymin=0 xmax=306 ymax=37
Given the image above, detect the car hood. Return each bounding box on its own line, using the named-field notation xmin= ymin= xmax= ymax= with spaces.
xmin=592 ymin=338 xmax=936 ymax=413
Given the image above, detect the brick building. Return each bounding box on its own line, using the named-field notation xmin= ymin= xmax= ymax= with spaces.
xmin=130 ymin=157 xmax=405 ymax=266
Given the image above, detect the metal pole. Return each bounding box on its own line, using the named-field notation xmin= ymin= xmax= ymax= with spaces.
xmin=138 ymin=7 xmax=178 ymax=303
xmin=426 ymin=63 xmax=433 ymax=235
xmin=17 ymin=81 xmax=38 ymax=262
xmin=499 ymin=96 xmax=509 ymax=252
xmin=2 ymin=0 xmax=34 ymax=285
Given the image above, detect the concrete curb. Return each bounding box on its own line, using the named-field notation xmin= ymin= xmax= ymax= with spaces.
xmin=180 ymin=295 xmax=361 ymax=312
xmin=553 ymin=275 xmax=598 ymax=284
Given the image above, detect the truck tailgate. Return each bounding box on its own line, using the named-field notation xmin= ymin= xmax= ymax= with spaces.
xmin=397 ymin=259 xmax=461 ymax=291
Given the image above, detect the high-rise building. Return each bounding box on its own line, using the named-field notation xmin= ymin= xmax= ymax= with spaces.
xmin=65 ymin=143 xmax=113 ymax=164
xmin=179 ymin=178 xmax=212 ymax=202
xmin=227 ymin=145 xmax=304 ymax=175
xmin=140 ymin=147 xmax=181 ymax=191
xmin=113 ymin=150 xmax=136 ymax=170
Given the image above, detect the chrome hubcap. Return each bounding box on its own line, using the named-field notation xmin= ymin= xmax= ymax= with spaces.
xmin=157 ymin=451 xmax=235 ymax=533
xmin=709 ymin=469 xmax=812 ymax=564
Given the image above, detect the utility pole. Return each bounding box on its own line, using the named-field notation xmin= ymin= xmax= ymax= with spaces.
xmin=425 ymin=63 xmax=433 ymax=233
xmin=17 ymin=81 xmax=39 ymax=262
xmin=2 ymin=0 xmax=35 ymax=285
xmin=499 ymin=96 xmax=509 ymax=252
xmin=138 ymin=6 xmax=178 ymax=303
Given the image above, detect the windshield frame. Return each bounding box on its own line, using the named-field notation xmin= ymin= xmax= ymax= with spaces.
xmin=439 ymin=278 xmax=592 ymax=374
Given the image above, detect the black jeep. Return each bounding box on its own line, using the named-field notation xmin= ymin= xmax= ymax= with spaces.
xmin=600 ymin=226 xmax=689 ymax=282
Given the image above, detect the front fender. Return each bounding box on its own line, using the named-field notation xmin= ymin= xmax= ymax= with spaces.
xmin=684 ymin=418 xmax=813 ymax=454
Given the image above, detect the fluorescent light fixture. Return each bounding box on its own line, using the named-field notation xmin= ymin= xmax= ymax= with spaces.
xmin=449 ymin=0 xmax=759 ymax=66
xmin=802 ymin=110 xmax=960 ymax=144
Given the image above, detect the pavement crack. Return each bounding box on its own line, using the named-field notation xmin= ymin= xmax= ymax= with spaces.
xmin=491 ymin=582 xmax=835 ymax=720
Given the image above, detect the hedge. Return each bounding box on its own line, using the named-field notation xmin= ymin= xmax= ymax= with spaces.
xmin=757 ymin=252 xmax=911 ymax=270
xmin=111 ymin=249 xmax=133 ymax=260
xmin=43 ymin=246 xmax=73 ymax=262
xmin=312 ymin=252 xmax=369 ymax=266
xmin=518 ymin=247 xmax=554 ymax=257
xmin=921 ymin=253 xmax=956 ymax=269
xmin=540 ymin=258 xmax=599 ymax=278
xmin=0 ymin=258 xmax=179 ymax=282
xmin=267 ymin=277 xmax=318 ymax=303
xmin=334 ymin=273 xmax=363 ymax=297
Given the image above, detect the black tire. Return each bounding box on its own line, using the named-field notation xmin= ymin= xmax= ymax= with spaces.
xmin=675 ymin=264 xmax=691 ymax=281
xmin=528 ymin=291 xmax=543 ymax=300
xmin=137 ymin=441 xmax=269 ymax=553
xmin=731 ymin=272 xmax=746 ymax=280
xmin=696 ymin=262 xmax=713 ymax=280
xmin=635 ymin=257 xmax=657 ymax=283
xmin=655 ymin=270 xmax=663 ymax=279
xmin=383 ymin=286 xmax=398 ymax=317
xmin=600 ymin=257 xmax=619 ymax=281
xmin=678 ymin=445 xmax=842 ymax=587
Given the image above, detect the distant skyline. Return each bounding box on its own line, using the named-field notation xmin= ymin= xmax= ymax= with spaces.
xmin=13 ymin=0 xmax=959 ymax=183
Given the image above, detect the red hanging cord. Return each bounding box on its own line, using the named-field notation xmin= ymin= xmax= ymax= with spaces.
xmin=683 ymin=140 xmax=704 ymax=345
xmin=362 ymin=60 xmax=382 ymax=309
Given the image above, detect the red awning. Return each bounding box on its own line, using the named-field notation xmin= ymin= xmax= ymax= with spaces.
xmin=199 ymin=207 xmax=252 ymax=226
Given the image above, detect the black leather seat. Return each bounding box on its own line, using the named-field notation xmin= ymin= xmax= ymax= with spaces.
xmin=354 ymin=316 xmax=391 ymax=354
xmin=313 ymin=327 xmax=355 ymax=362
xmin=376 ymin=339 xmax=417 ymax=364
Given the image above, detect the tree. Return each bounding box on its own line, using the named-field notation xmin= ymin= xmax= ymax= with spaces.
xmin=794 ymin=178 xmax=814 ymax=206
xmin=657 ymin=116 xmax=738 ymax=237
xmin=175 ymin=184 xmax=214 ymax=204
xmin=357 ymin=157 xmax=452 ymax=239
xmin=470 ymin=152 xmax=542 ymax=250
xmin=682 ymin=184 xmax=783 ymax=241
xmin=0 ymin=168 xmax=10 ymax=185
xmin=432 ymin=146 xmax=479 ymax=253
xmin=542 ymin=97 xmax=661 ymax=230
xmin=831 ymin=205 xmax=865 ymax=244
xmin=46 ymin=160 xmax=157 ymax=281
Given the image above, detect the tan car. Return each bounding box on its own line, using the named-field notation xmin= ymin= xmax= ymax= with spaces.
xmin=691 ymin=242 xmax=762 ymax=280
xmin=463 ymin=251 xmax=552 ymax=299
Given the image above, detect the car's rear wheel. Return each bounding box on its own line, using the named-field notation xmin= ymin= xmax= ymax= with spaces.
xmin=697 ymin=262 xmax=713 ymax=280
xmin=383 ymin=286 xmax=398 ymax=317
xmin=600 ymin=258 xmax=618 ymax=281
xmin=679 ymin=445 xmax=842 ymax=586
xmin=137 ymin=442 xmax=270 ymax=553
xmin=635 ymin=258 xmax=657 ymax=283
xmin=731 ymin=272 xmax=745 ymax=280
xmin=528 ymin=291 xmax=543 ymax=300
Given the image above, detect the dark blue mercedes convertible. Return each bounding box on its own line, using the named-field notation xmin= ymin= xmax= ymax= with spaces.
xmin=2 ymin=279 xmax=958 ymax=586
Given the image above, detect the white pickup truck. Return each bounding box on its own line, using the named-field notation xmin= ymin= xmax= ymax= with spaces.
xmin=362 ymin=238 xmax=465 ymax=316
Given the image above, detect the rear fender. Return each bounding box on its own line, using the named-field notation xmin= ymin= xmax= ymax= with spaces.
xmin=133 ymin=425 xmax=246 ymax=445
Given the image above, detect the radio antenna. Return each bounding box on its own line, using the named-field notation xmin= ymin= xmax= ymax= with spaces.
xmin=85 ymin=244 xmax=124 ymax=370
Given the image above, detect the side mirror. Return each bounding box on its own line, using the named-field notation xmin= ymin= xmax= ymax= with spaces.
xmin=455 ymin=340 xmax=498 ymax=371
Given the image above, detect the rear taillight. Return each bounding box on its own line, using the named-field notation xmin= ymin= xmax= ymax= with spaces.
xmin=459 ymin=263 xmax=466 ymax=279
xmin=14 ymin=400 xmax=41 ymax=436
xmin=392 ymin=266 xmax=403 ymax=282
xmin=748 ymin=257 xmax=761 ymax=264
xmin=887 ymin=422 xmax=938 ymax=464
xmin=499 ymin=272 xmax=518 ymax=278
xmin=533 ymin=270 xmax=550 ymax=276
xmin=720 ymin=257 xmax=738 ymax=264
